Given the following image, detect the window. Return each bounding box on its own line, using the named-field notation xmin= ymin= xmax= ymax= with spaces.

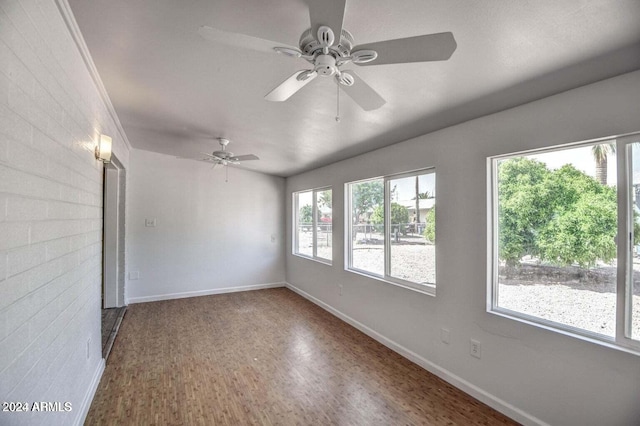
xmin=294 ymin=188 xmax=332 ymax=262
xmin=347 ymin=170 xmax=436 ymax=294
xmin=489 ymin=134 xmax=640 ymax=352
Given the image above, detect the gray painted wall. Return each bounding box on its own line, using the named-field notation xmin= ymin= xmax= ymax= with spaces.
xmin=126 ymin=149 xmax=286 ymax=302
xmin=285 ymin=70 xmax=640 ymax=426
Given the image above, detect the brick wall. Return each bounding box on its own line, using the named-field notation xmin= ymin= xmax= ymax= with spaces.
xmin=0 ymin=1 xmax=129 ymax=424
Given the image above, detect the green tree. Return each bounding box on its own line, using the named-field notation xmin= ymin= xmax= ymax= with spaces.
xmin=423 ymin=207 xmax=435 ymax=243
xmin=537 ymin=191 xmax=617 ymax=266
xmin=299 ymin=204 xmax=312 ymax=225
xmin=318 ymin=190 xmax=332 ymax=209
xmin=351 ymin=180 xmax=383 ymax=223
xmin=497 ymin=158 xmax=551 ymax=265
xmin=370 ymin=203 xmax=409 ymax=234
xmin=497 ymin=157 xmax=618 ymax=267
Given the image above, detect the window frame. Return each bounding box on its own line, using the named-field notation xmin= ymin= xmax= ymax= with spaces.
xmin=346 ymin=168 xmax=436 ymax=296
xmin=293 ymin=187 xmax=332 ymax=264
xmin=487 ymin=133 xmax=640 ymax=355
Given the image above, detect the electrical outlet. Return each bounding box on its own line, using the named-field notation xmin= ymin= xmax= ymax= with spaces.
xmin=145 ymin=218 xmax=156 ymax=227
xmin=270 ymin=234 xmax=276 ymax=243
xmin=86 ymin=338 xmax=91 ymax=360
xmin=129 ymin=271 xmax=139 ymax=280
xmin=339 ymin=284 xmax=343 ymax=296
xmin=440 ymin=328 xmax=450 ymax=344
xmin=470 ymin=339 xmax=481 ymax=359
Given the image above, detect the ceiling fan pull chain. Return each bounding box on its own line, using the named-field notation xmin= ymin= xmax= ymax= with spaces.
xmin=335 ymin=84 xmax=341 ymax=122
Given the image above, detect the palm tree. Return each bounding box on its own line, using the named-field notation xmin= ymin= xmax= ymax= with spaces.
xmin=592 ymin=143 xmax=615 ymax=185
xmin=414 ymin=176 xmax=421 ymax=226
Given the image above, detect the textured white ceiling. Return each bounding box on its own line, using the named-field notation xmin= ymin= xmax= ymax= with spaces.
xmin=68 ymin=0 xmax=640 ymax=176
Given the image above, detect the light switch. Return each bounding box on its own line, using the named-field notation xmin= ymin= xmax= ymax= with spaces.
xmin=145 ymin=218 xmax=156 ymax=227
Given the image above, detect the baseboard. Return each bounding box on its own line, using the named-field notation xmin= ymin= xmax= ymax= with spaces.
xmin=285 ymin=282 xmax=548 ymax=426
xmin=127 ymin=282 xmax=287 ymax=304
xmin=75 ymin=358 xmax=105 ymax=426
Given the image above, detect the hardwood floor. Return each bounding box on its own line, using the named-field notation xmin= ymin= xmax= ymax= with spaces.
xmin=86 ymin=288 xmax=517 ymax=425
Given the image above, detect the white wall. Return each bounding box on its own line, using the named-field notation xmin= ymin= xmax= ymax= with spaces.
xmin=0 ymin=1 xmax=129 ymax=425
xmin=285 ymin=70 xmax=640 ymax=426
xmin=126 ymin=149 xmax=285 ymax=303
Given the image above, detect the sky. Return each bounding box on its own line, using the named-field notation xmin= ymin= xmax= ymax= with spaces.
xmin=528 ymin=144 xmax=617 ymax=185
xmin=392 ymin=173 xmax=435 ymax=202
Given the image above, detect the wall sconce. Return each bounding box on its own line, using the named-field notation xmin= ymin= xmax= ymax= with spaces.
xmin=95 ymin=134 xmax=112 ymax=163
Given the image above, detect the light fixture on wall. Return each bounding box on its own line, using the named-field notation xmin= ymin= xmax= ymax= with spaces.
xmin=95 ymin=134 xmax=112 ymax=163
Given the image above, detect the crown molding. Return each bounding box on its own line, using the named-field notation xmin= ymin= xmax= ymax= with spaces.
xmin=54 ymin=0 xmax=133 ymax=152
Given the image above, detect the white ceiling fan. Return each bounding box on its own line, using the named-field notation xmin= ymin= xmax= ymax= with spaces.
xmin=198 ymin=0 xmax=457 ymax=111
xmin=180 ymin=138 xmax=259 ymax=169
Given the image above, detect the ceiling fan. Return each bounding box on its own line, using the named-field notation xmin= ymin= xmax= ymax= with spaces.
xmin=198 ymin=0 xmax=457 ymax=111
xmin=180 ymin=138 xmax=259 ymax=168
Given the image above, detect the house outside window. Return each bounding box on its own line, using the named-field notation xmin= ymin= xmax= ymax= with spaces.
xmin=347 ymin=169 xmax=436 ymax=294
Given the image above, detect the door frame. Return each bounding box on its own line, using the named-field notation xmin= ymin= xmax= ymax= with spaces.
xmin=103 ymin=155 xmax=126 ymax=308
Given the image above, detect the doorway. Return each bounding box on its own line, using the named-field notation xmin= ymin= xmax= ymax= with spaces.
xmin=102 ymin=155 xmax=127 ymax=359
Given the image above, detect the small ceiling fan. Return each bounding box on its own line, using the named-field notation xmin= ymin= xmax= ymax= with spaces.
xmin=180 ymin=138 xmax=259 ymax=168
xmin=198 ymin=0 xmax=457 ymax=111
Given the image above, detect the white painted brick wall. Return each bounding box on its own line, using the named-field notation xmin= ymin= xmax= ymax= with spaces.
xmin=0 ymin=1 xmax=129 ymax=425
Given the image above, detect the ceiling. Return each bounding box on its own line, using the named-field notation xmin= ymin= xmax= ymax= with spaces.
xmin=68 ymin=0 xmax=640 ymax=177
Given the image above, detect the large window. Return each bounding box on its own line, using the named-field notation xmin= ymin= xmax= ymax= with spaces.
xmin=490 ymin=134 xmax=640 ymax=352
xmin=294 ymin=188 xmax=332 ymax=262
xmin=347 ymin=170 xmax=436 ymax=294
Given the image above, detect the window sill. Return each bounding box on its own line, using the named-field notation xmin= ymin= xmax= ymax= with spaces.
xmin=292 ymin=253 xmax=332 ymax=266
xmin=346 ymin=268 xmax=436 ymax=297
xmin=489 ymin=307 xmax=640 ymax=357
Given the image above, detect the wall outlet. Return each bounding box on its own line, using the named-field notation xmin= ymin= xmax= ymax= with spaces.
xmin=145 ymin=218 xmax=156 ymax=227
xmin=270 ymin=234 xmax=276 ymax=243
xmin=470 ymin=339 xmax=482 ymax=359
xmin=129 ymin=271 xmax=140 ymax=280
xmin=339 ymin=284 xmax=343 ymax=296
xmin=86 ymin=337 xmax=91 ymax=360
xmin=440 ymin=328 xmax=450 ymax=344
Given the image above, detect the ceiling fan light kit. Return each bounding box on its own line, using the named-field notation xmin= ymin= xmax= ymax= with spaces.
xmin=198 ymin=0 xmax=457 ymax=111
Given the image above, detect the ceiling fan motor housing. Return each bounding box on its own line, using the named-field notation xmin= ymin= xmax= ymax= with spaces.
xmin=314 ymin=55 xmax=337 ymax=76
xmin=299 ymin=28 xmax=354 ymax=59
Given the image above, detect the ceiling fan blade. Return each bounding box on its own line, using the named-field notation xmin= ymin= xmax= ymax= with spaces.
xmin=339 ymin=71 xmax=386 ymax=111
xmin=177 ymin=156 xmax=216 ymax=163
xmin=230 ymin=154 xmax=259 ymax=162
xmin=199 ymin=152 xmax=226 ymax=162
xmin=353 ymin=32 xmax=457 ymax=66
xmin=197 ymin=25 xmax=299 ymax=55
xmin=308 ymin=0 xmax=345 ymax=46
xmin=265 ymin=70 xmax=318 ymax=102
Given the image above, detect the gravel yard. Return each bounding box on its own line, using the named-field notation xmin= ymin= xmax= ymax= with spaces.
xmin=499 ymin=263 xmax=640 ymax=338
xmin=300 ymin=229 xmax=640 ymax=339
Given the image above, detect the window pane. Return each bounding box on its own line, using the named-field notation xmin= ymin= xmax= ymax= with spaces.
xmin=296 ymin=191 xmax=313 ymax=257
xmin=495 ymin=143 xmax=617 ymax=336
xmin=350 ymin=179 xmax=384 ymax=275
xmin=630 ymin=142 xmax=640 ymax=340
xmin=316 ymin=189 xmax=332 ymax=260
xmin=388 ymin=173 xmax=436 ymax=284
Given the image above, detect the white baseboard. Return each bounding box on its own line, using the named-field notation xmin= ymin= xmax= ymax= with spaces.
xmin=75 ymin=358 xmax=105 ymax=426
xmin=127 ymin=282 xmax=286 ymax=304
xmin=284 ymin=283 xmax=547 ymax=426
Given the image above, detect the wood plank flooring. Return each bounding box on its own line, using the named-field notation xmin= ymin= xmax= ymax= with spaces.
xmin=86 ymin=288 xmax=518 ymax=425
